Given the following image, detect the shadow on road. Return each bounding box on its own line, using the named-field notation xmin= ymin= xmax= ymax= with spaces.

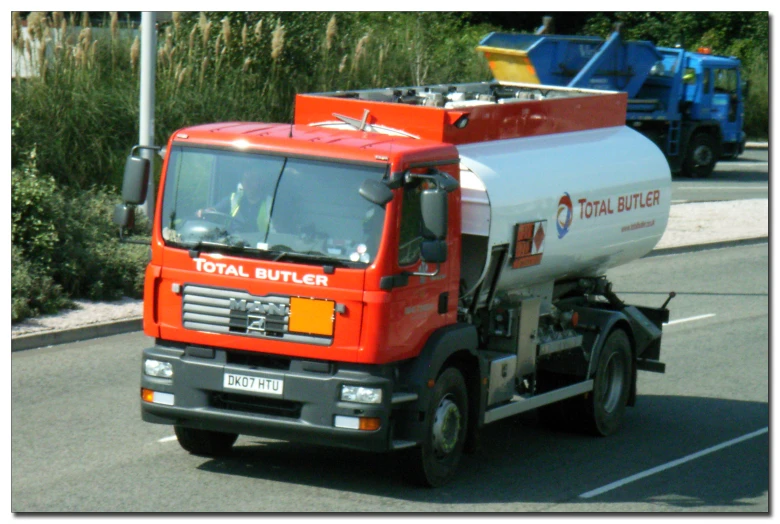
xmin=196 ymin=395 xmax=767 ymax=509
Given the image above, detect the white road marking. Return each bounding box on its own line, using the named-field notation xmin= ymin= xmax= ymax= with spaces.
xmin=158 ymin=435 xmax=178 ymax=443
xmin=720 ymin=162 xmax=768 ymax=168
xmin=579 ymin=427 xmax=768 ymax=499
xmin=676 ymin=186 xmax=767 ymax=190
xmin=664 ymin=313 xmax=716 ymax=326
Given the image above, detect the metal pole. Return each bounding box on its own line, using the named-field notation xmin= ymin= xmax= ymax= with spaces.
xmin=138 ymin=12 xmax=157 ymax=218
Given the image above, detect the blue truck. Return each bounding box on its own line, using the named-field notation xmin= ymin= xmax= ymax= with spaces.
xmin=477 ymin=24 xmax=746 ymax=177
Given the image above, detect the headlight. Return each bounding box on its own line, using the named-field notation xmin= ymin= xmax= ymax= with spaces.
xmin=341 ymin=385 xmax=382 ymax=404
xmin=144 ymin=359 xmax=173 ymax=378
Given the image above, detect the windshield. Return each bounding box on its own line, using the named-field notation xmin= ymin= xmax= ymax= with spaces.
xmin=160 ymin=146 xmax=387 ymax=267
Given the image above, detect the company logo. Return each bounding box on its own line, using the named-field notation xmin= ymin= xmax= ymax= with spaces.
xmin=193 ymin=258 xmax=329 ymax=286
xmin=556 ymin=193 xmax=573 ymax=239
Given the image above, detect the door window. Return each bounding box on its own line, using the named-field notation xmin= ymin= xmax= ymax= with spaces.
xmin=398 ymin=182 xmax=424 ymax=266
xmin=714 ymin=68 xmax=738 ymax=94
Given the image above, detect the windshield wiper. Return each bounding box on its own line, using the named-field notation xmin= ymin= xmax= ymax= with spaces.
xmin=271 ymin=250 xmax=350 ymax=268
xmin=187 ymin=235 xmax=249 ymax=258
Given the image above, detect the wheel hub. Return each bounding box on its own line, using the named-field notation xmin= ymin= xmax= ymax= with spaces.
xmin=693 ymin=144 xmax=713 ymax=166
xmin=432 ymin=398 xmax=461 ymax=456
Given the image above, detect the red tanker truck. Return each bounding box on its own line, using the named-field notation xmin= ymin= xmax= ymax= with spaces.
xmin=115 ymin=79 xmax=672 ymax=486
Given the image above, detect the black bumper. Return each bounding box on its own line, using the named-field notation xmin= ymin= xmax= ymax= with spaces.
xmin=141 ymin=342 xmax=399 ymax=453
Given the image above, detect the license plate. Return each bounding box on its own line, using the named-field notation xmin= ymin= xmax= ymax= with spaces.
xmin=223 ymin=373 xmax=283 ymax=396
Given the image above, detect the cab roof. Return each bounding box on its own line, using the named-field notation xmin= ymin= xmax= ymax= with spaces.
xmin=169 ymin=122 xmax=459 ymax=170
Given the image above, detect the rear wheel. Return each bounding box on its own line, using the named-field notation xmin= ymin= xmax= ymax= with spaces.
xmin=537 ymin=330 xmax=632 ymax=436
xmin=174 ymin=425 xmax=238 ymax=456
xmin=683 ymin=133 xmax=718 ymax=178
xmin=404 ymin=367 xmax=469 ymax=487
xmin=582 ymin=329 xmax=633 ymax=436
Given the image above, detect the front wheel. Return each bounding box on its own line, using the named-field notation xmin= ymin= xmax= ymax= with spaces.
xmin=174 ymin=425 xmax=238 ymax=457
xmin=683 ymin=133 xmax=718 ymax=178
xmin=404 ymin=367 xmax=469 ymax=487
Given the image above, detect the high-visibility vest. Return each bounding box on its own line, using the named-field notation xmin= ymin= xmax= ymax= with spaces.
xmin=230 ymin=191 xmax=271 ymax=232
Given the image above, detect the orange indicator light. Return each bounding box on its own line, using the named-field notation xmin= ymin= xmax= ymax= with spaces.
xmin=359 ymin=418 xmax=382 ymax=431
xmin=141 ymin=388 xmax=155 ymax=403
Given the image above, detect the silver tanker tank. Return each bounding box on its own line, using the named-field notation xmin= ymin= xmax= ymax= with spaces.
xmin=458 ymin=125 xmax=671 ymax=306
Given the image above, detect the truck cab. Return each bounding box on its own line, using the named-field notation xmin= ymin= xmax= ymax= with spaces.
xmin=679 ymin=51 xmax=745 ymax=158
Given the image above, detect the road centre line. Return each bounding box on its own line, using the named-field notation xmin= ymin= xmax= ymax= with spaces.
xmin=579 ymin=427 xmax=769 ymax=499
xmin=158 ymin=435 xmax=178 ymax=443
xmin=664 ymin=313 xmax=716 ymax=326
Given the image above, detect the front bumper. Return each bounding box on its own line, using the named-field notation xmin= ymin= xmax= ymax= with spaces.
xmin=141 ymin=342 xmax=399 ymax=453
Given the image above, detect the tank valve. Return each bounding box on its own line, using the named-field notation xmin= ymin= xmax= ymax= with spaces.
xmin=661 ymin=291 xmax=676 ymax=309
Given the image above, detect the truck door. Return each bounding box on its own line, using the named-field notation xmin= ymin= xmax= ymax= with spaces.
xmin=694 ymin=66 xmax=714 ymax=121
xmin=384 ymin=178 xmax=454 ymax=361
xmin=713 ymin=67 xmax=742 ymax=144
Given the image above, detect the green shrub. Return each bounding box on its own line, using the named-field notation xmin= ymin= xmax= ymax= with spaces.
xmin=11 ymin=154 xmax=149 ymax=321
xmin=11 ymin=151 xmax=64 ymax=270
xmin=742 ymin=51 xmax=768 ymax=139
xmin=54 ymin=187 xmax=150 ymax=300
xmin=12 ymin=245 xmax=72 ymax=323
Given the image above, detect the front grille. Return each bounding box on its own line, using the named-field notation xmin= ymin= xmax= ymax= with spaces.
xmin=210 ymin=392 xmax=302 ymax=419
xmin=181 ymin=284 xmax=331 ymax=346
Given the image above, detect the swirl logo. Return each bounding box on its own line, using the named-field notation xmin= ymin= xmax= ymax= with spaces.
xmin=556 ymin=193 xmax=573 ymax=239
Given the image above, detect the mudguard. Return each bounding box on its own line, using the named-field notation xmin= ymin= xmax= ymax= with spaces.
xmin=569 ymin=302 xmax=667 ymax=406
xmin=394 ymin=323 xmax=482 ymax=444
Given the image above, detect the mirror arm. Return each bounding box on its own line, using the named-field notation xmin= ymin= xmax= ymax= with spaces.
xmin=403 ymin=170 xmax=458 ymax=193
xmin=130 ymin=144 xmax=162 ymax=158
xmin=117 ymin=227 xmax=151 ymax=245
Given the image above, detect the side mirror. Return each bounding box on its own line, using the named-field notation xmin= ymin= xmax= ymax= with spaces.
xmin=421 ymin=239 xmax=447 ymax=264
xmin=359 ymin=179 xmax=394 ymax=207
xmin=420 ymin=188 xmax=448 ymax=240
xmin=122 ymin=155 xmax=150 ymax=205
xmin=741 ymin=79 xmax=750 ymax=98
xmin=113 ymin=203 xmax=135 ymax=228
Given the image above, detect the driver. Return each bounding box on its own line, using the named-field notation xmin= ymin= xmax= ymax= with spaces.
xmin=200 ymin=169 xmax=273 ymax=233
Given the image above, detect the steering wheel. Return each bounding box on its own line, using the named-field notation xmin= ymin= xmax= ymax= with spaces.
xmin=196 ymin=209 xmax=231 ymax=230
xmin=200 ymin=209 xmax=229 ymax=221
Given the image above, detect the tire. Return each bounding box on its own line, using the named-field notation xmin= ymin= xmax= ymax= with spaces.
xmin=174 ymin=425 xmax=238 ymax=457
xmin=582 ymin=329 xmax=633 ymax=436
xmin=404 ymin=367 xmax=469 ymax=487
xmin=683 ymin=133 xmax=717 ymax=178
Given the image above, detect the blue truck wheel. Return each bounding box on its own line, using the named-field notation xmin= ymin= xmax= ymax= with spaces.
xmin=683 ymin=133 xmax=717 ymax=178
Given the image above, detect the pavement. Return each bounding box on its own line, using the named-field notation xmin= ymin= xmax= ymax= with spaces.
xmin=10 ymin=195 xmax=769 ymax=352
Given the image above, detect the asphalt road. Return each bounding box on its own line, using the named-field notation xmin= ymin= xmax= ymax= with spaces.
xmin=11 ymin=244 xmax=768 ymax=512
xmin=672 ymin=149 xmax=768 ymax=203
